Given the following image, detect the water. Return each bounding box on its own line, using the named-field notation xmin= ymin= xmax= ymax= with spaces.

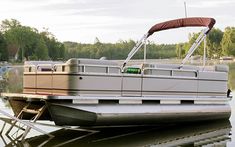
xmin=0 ymin=115 xmax=232 ymax=146
xmin=0 ymin=61 xmax=235 ymax=146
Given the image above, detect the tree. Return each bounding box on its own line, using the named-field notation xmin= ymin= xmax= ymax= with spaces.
xmin=0 ymin=19 xmax=67 ymax=61
xmin=34 ymin=36 xmax=49 ymax=60
xmin=41 ymin=30 xmax=65 ymax=60
xmin=3 ymin=24 xmax=51 ymax=61
xmin=0 ymin=19 xmax=21 ymax=32
xmin=221 ymin=27 xmax=235 ymax=56
xmin=63 ymin=39 xmax=177 ymax=60
xmin=183 ymin=28 xmax=224 ymax=58
xmin=0 ymin=32 xmax=8 ymax=61
xmin=207 ymin=28 xmax=223 ymax=58
xmin=176 ymin=43 xmax=184 ymax=59
xmin=4 ymin=26 xmax=40 ymax=60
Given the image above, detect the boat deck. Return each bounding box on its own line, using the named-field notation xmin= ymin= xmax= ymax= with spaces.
xmin=1 ymin=92 xmax=231 ymax=105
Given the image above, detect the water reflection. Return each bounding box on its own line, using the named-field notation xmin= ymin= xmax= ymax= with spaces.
xmin=228 ymin=62 xmax=235 ymax=90
xmin=0 ymin=66 xmax=23 ymax=93
xmin=0 ymin=117 xmax=231 ymax=147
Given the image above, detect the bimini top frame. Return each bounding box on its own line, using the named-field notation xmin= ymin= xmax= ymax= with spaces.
xmin=122 ymin=17 xmax=216 ymax=69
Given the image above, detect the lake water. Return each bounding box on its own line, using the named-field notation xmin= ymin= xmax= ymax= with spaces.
xmin=0 ymin=61 xmax=235 ymax=146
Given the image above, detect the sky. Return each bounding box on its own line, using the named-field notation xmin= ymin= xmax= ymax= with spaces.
xmin=0 ymin=0 xmax=235 ymax=44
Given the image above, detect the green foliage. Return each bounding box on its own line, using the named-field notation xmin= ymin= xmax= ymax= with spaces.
xmin=0 ymin=32 xmax=8 ymax=61
xmin=0 ymin=19 xmax=65 ymax=61
xmin=0 ymin=19 xmax=21 ymax=32
xmin=3 ymin=25 xmax=49 ymax=61
xmin=176 ymin=43 xmax=185 ymax=59
xmin=207 ymin=28 xmax=223 ymax=57
xmin=1 ymin=19 xmax=235 ymax=61
xmin=221 ymin=27 xmax=235 ymax=56
xmin=40 ymin=30 xmax=65 ymax=60
xmin=34 ymin=36 xmax=49 ymax=60
xmin=177 ymin=28 xmax=228 ymax=59
xmin=64 ymin=40 xmax=176 ymax=60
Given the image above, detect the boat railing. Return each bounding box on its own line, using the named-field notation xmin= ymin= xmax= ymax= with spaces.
xmin=143 ymin=67 xmax=198 ymax=78
xmin=24 ymin=63 xmax=199 ymax=78
xmin=24 ymin=62 xmax=228 ymax=77
xmin=24 ymin=63 xmax=122 ymax=74
xmin=72 ymin=64 xmax=121 ymax=74
xmin=37 ymin=64 xmax=54 ymax=72
xmin=24 ymin=64 xmax=37 ymax=72
xmin=24 ymin=64 xmax=54 ymax=73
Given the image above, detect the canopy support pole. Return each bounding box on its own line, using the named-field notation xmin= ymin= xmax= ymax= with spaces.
xmin=144 ymin=39 xmax=147 ymax=63
xmin=122 ymin=33 xmax=148 ymax=69
xmin=203 ymin=36 xmax=207 ymax=68
xmin=179 ymin=27 xmax=209 ymax=68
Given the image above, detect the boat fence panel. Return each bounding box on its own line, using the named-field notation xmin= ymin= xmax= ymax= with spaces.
xmin=23 ymin=59 xmax=122 ymax=95
xmin=143 ymin=68 xmax=197 ymax=78
xmin=173 ymin=70 xmax=197 ymax=77
xmin=215 ymin=64 xmax=229 ymax=72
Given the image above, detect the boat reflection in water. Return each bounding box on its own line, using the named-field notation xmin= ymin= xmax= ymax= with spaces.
xmin=0 ymin=117 xmax=231 ymax=147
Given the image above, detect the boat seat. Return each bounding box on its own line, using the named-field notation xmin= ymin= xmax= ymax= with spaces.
xmin=215 ymin=64 xmax=229 ymax=72
xmin=66 ymin=58 xmax=118 ymax=66
xmin=143 ymin=63 xmax=199 ymax=70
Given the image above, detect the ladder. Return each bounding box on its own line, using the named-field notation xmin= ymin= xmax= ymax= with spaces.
xmin=4 ymin=102 xmax=52 ymax=141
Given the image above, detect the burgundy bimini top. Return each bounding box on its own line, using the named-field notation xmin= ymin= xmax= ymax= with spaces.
xmin=147 ymin=17 xmax=216 ymax=37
